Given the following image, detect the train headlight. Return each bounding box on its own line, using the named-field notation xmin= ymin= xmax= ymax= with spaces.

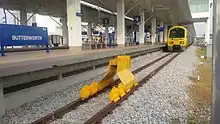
xmin=180 ymin=41 xmax=184 ymax=44
xmin=169 ymin=41 xmax=174 ymax=44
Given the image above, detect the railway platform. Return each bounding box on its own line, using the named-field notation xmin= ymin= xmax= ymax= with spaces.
xmin=0 ymin=44 xmax=165 ymax=116
xmin=0 ymin=44 xmax=165 ymax=78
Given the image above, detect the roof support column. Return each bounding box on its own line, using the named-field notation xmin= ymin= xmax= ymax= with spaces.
xmin=159 ymin=21 xmax=164 ymax=43
xmin=151 ymin=17 xmax=156 ymax=44
xmin=66 ymin=0 xmax=82 ymax=47
xmin=213 ymin=0 xmax=220 ymax=123
xmin=20 ymin=9 xmax=27 ymax=25
xmin=207 ymin=0 xmax=214 ymax=58
xmin=139 ymin=10 xmax=145 ymax=44
xmin=0 ymin=81 xmax=5 ymax=117
xmin=205 ymin=20 xmax=210 ymax=43
xmin=209 ymin=0 xmax=214 ymax=45
xmin=116 ymin=0 xmax=125 ymax=45
xmin=87 ymin=22 xmax=92 ymax=43
xmin=114 ymin=27 xmax=117 ymax=44
xmin=163 ymin=25 xmax=168 ymax=43
xmin=61 ymin=17 xmax=69 ymax=46
xmin=105 ymin=26 xmax=109 ymax=44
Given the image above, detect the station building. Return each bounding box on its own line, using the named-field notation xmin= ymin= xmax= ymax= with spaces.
xmin=189 ymin=0 xmax=213 ymax=57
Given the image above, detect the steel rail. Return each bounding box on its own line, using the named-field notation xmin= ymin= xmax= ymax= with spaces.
xmin=84 ymin=53 xmax=180 ymax=124
xmin=32 ymin=52 xmax=172 ymax=124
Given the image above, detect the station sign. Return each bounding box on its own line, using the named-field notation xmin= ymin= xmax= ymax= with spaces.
xmin=158 ymin=26 xmax=164 ymax=32
xmin=133 ymin=15 xmax=141 ymax=23
xmin=0 ymin=24 xmax=49 ymax=56
xmin=76 ymin=12 xmax=83 ymax=17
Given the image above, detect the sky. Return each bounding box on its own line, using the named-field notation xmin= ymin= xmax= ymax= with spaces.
xmin=36 ymin=15 xmax=60 ymax=34
xmin=0 ymin=9 xmax=61 ymax=34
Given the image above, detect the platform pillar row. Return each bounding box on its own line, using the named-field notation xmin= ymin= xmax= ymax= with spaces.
xmin=114 ymin=27 xmax=117 ymax=43
xmin=66 ymin=0 xmax=82 ymax=47
xmin=151 ymin=17 xmax=156 ymax=44
xmin=159 ymin=21 xmax=164 ymax=43
xmin=87 ymin=22 xmax=92 ymax=42
xmin=205 ymin=15 xmax=211 ymax=44
xmin=105 ymin=25 xmax=109 ymax=44
xmin=116 ymin=0 xmax=125 ymax=45
xmin=139 ymin=10 xmax=145 ymax=44
xmin=61 ymin=17 xmax=69 ymax=46
xmin=163 ymin=25 xmax=168 ymax=43
xmin=20 ymin=9 xmax=27 ymax=25
xmin=206 ymin=0 xmax=213 ymax=58
xmin=0 ymin=80 xmax=5 ymax=117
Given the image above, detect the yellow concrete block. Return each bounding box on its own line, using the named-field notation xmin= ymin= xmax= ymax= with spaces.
xmin=98 ymin=78 xmax=113 ymax=91
xmin=80 ymin=84 xmax=91 ymax=100
xmin=118 ymin=83 xmax=126 ymax=97
xmin=109 ymin=58 xmax=117 ymax=66
xmin=109 ymin=87 xmax=120 ymax=103
xmin=116 ymin=56 xmax=131 ymax=72
xmin=117 ymin=69 xmax=136 ymax=92
xmin=90 ymin=82 xmax=98 ymax=95
xmin=134 ymin=80 xmax=138 ymax=86
xmin=80 ymin=55 xmax=136 ymax=102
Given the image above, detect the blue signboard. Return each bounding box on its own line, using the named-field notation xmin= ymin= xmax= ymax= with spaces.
xmin=0 ymin=24 xmax=49 ymax=56
xmin=133 ymin=15 xmax=141 ymax=23
xmin=158 ymin=26 xmax=164 ymax=32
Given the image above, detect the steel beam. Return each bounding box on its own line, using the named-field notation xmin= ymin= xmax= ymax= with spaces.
xmin=26 ymin=13 xmax=36 ymax=23
xmin=6 ymin=9 xmax=20 ymax=23
xmin=49 ymin=16 xmax=62 ymax=27
xmin=144 ymin=15 xmax=153 ymax=23
xmin=125 ymin=0 xmax=142 ymax=15
xmin=97 ymin=24 xmax=105 ymax=32
xmin=25 ymin=6 xmax=40 ymax=23
xmin=3 ymin=9 xmax=7 ymax=24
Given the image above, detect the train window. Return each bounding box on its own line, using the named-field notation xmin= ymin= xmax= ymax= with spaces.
xmin=169 ymin=28 xmax=185 ymax=38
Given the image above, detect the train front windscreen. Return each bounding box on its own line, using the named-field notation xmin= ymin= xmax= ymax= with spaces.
xmin=169 ymin=28 xmax=185 ymax=38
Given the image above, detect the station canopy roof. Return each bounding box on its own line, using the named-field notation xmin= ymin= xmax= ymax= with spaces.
xmin=83 ymin=0 xmax=194 ymax=25
xmin=0 ymin=0 xmax=194 ymax=24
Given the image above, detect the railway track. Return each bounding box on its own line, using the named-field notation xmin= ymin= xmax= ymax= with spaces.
xmin=32 ymin=52 xmax=174 ymax=124
xmin=85 ymin=53 xmax=180 ymax=124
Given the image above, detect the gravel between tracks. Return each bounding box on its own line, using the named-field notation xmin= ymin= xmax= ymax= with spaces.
xmin=102 ymin=46 xmax=197 ymax=123
xmin=53 ymin=90 xmax=110 ymax=124
xmin=52 ymin=53 xmax=174 ymax=124
xmin=0 ymin=51 xmax=167 ymax=124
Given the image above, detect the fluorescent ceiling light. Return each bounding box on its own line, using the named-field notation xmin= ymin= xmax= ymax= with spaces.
xmin=81 ymin=1 xmax=133 ymax=21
